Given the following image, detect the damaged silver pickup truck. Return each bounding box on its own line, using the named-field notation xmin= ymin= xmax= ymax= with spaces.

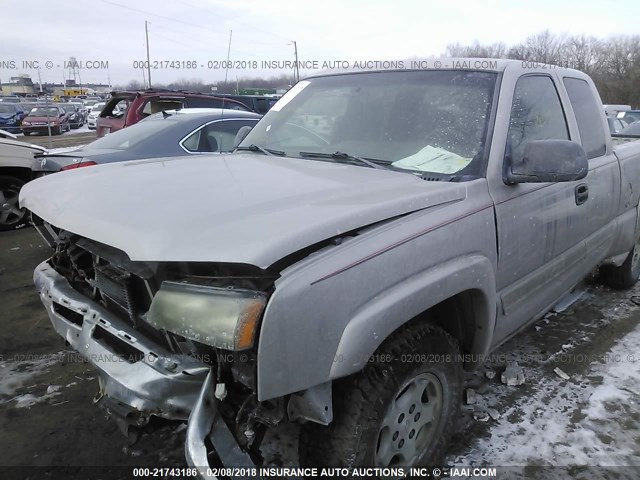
xmin=20 ymin=60 xmax=640 ymax=474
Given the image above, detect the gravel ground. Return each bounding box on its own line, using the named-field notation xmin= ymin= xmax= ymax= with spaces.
xmin=0 ymin=228 xmax=638 ymax=479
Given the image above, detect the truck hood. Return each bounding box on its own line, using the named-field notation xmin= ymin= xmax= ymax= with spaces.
xmin=20 ymin=153 xmax=467 ymax=268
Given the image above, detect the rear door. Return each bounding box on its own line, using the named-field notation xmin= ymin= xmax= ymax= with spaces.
xmin=561 ymin=76 xmax=620 ymax=270
xmin=488 ymin=74 xmax=597 ymax=342
xmin=96 ymin=96 xmax=133 ymax=136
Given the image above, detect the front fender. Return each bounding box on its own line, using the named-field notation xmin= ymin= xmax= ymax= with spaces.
xmin=329 ymin=255 xmax=496 ymax=379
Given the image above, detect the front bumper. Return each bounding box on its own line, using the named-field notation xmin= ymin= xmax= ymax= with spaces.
xmin=34 ymin=260 xmax=209 ymax=420
xmin=186 ymin=371 xmax=260 ymax=479
xmin=0 ymin=123 xmax=20 ymax=133
xmin=34 ymin=260 xmax=260 ymax=476
xmin=22 ymin=125 xmax=57 ymax=134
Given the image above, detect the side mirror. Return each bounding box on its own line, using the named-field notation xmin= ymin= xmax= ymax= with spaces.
xmin=233 ymin=126 xmax=253 ymax=149
xmin=504 ymin=139 xmax=588 ymax=184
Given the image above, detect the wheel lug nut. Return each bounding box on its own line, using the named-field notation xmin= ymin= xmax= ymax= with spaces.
xmin=392 ymin=431 xmax=399 ymax=441
xmin=409 ymin=429 xmax=415 ymax=439
xmin=409 ymin=404 xmax=415 ymax=414
xmin=399 ymin=439 xmax=404 ymax=448
xmin=398 ymin=413 xmax=405 ymax=423
xmin=414 ymin=413 xmax=420 ymax=422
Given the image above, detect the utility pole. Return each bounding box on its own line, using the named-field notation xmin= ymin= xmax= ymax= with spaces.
xmin=145 ymin=20 xmax=152 ymax=88
xmin=37 ymin=67 xmax=43 ymax=93
xmin=292 ymin=40 xmax=299 ymax=83
xmin=224 ymin=30 xmax=233 ymax=89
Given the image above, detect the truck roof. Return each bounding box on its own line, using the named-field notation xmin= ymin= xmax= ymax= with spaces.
xmin=304 ymin=58 xmax=585 ymax=79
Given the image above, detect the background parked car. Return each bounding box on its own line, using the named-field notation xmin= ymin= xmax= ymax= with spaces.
xmin=0 ymin=137 xmax=47 ymax=230
xmin=69 ymin=101 xmax=87 ymax=122
xmin=216 ymin=94 xmax=281 ymax=114
xmin=0 ymin=96 xmax=21 ymax=103
xmin=96 ymin=89 xmax=251 ymax=138
xmin=60 ymin=103 xmax=85 ymax=129
xmin=42 ymin=109 xmax=262 ymax=171
xmin=0 ymin=103 xmax=28 ymax=133
xmin=87 ymin=102 xmax=108 ymax=129
xmin=21 ymin=106 xmax=71 ymax=135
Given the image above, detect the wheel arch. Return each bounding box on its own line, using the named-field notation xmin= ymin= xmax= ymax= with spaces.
xmin=0 ymin=167 xmax=33 ymax=184
xmin=329 ymin=254 xmax=496 ymax=380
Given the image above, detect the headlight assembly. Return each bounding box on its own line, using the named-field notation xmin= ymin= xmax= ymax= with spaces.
xmin=147 ymin=281 xmax=267 ymax=351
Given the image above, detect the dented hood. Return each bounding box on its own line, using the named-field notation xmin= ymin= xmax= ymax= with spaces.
xmin=20 ymin=153 xmax=466 ymax=268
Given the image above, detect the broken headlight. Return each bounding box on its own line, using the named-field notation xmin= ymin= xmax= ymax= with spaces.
xmin=147 ymin=281 xmax=266 ymax=351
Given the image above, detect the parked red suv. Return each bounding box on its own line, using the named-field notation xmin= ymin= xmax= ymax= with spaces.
xmin=95 ymin=89 xmax=251 ymax=137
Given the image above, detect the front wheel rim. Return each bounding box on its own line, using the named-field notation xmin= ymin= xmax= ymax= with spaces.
xmin=0 ymin=187 xmax=26 ymax=226
xmin=375 ymin=372 xmax=443 ymax=467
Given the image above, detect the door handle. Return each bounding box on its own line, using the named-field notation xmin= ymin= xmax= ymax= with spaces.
xmin=575 ymin=184 xmax=588 ymax=205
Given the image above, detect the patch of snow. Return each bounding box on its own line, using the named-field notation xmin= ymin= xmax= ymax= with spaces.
xmin=0 ymin=352 xmax=64 ymax=398
xmin=451 ymin=324 xmax=640 ymax=469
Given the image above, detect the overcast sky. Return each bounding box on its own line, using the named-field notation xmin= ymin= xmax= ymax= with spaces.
xmin=1 ymin=0 xmax=639 ymax=87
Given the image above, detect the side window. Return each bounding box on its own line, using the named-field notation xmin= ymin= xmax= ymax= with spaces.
xmin=142 ymin=99 xmax=184 ymax=116
xmin=182 ymin=129 xmax=201 ymax=152
xmin=203 ymin=119 xmax=259 ymax=152
xmin=563 ymin=77 xmax=606 ymax=159
xmin=182 ymin=120 xmax=258 ymax=153
xmin=507 ymin=76 xmax=569 ymax=164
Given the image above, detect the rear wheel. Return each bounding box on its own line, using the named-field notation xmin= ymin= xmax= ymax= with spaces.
xmin=0 ymin=176 xmax=29 ymax=231
xmin=299 ymin=324 xmax=462 ymax=468
xmin=600 ymin=237 xmax=640 ymax=290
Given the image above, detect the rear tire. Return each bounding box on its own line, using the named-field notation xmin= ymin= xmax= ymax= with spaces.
xmin=0 ymin=176 xmax=29 ymax=231
xmin=299 ymin=323 xmax=462 ymax=468
xmin=599 ymin=238 xmax=640 ymax=290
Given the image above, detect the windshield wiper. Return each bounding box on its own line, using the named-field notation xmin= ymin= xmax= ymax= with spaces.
xmin=299 ymin=151 xmax=389 ymax=170
xmin=235 ymin=144 xmax=285 ymax=156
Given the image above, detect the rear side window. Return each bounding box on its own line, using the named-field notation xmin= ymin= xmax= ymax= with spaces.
xmin=182 ymin=119 xmax=259 ymax=153
xmin=563 ymin=77 xmax=606 ymax=159
xmin=507 ymin=75 xmax=569 ymax=164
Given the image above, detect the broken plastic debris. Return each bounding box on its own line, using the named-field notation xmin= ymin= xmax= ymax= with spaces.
xmin=46 ymin=385 xmax=61 ymax=395
xmin=501 ymin=362 xmax=525 ymax=386
xmin=485 ymin=370 xmax=496 ymax=380
xmin=487 ymin=408 xmax=501 ymax=421
xmin=473 ymin=412 xmax=490 ymax=422
xmin=214 ymin=383 xmax=227 ymax=401
xmin=553 ymin=367 xmax=570 ymax=380
xmin=630 ymin=296 xmax=640 ymax=307
xmin=465 ymin=388 xmax=477 ymax=405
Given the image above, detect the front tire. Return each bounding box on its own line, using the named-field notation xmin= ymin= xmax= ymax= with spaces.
xmin=0 ymin=176 xmax=29 ymax=231
xmin=299 ymin=324 xmax=462 ymax=468
xmin=599 ymin=238 xmax=640 ymax=290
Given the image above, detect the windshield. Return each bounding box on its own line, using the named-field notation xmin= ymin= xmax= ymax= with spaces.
xmin=87 ymin=118 xmax=174 ymax=150
xmin=0 ymin=105 xmax=16 ymax=114
xmin=61 ymin=105 xmax=75 ymax=113
xmin=240 ymin=70 xmax=497 ymax=176
xmin=85 ymin=100 xmax=98 ymax=106
xmin=621 ymin=122 xmax=640 ymax=136
xmin=91 ymin=104 xmax=105 ymax=113
xmin=29 ymin=107 xmax=59 ymax=116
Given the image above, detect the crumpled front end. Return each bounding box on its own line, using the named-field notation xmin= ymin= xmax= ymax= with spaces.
xmin=34 ymin=259 xmax=209 ymax=424
xmin=33 ymin=228 xmax=280 ymax=475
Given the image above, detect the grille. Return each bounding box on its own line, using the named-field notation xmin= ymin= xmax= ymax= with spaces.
xmin=51 ymin=233 xmax=154 ymax=329
xmin=93 ymin=264 xmax=138 ymax=324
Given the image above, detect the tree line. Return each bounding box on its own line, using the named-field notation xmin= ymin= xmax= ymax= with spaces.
xmin=118 ymin=31 xmax=639 ymax=107
xmin=445 ymin=31 xmax=640 ymax=107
